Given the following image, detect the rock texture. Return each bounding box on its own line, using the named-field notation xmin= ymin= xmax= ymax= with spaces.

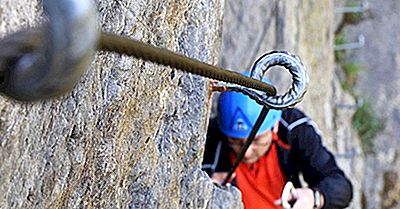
xmin=0 ymin=0 xmax=371 ymax=208
xmin=0 ymin=0 xmax=243 ymax=209
xmin=220 ymin=0 xmax=363 ymax=208
xmin=339 ymin=1 xmax=400 ymax=208
xmin=332 ymin=77 xmax=364 ymax=209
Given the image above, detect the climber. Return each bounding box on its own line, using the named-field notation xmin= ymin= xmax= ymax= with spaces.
xmin=202 ymin=73 xmax=353 ymax=209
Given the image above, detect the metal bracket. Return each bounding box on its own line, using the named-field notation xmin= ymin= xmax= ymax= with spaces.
xmin=335 ymin=0 xmax=369 ymax=13
xmin=335 ymin=34 xmax=365 ymax=51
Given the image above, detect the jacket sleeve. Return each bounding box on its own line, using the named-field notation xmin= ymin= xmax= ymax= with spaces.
xmin=289 ymin=124 xmax=353 ymax=209
xmin=202 ymin=119 xmax=231 ymax=176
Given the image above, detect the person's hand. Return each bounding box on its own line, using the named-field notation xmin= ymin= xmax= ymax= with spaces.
xmin=211 ymin=172 xmax=228 ymax=185
xmin=289 ymin=188 xmax=314 ymax=209
xmin=275 ymin=187 xmax=324 ymax=209
xmin=210 ymin=172 xmax=235 ymax=185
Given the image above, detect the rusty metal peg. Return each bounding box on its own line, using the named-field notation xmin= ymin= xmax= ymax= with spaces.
xmin=0 ymin=0 xmax=99 ymax=101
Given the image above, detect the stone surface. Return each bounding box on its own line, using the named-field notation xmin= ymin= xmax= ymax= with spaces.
xmin=0 ymin=0 xmax=243 ymax=208
xmin=332 ymin=76 xmax=364 ymax=209
xmin=0 ymin=0 xmax=376 ymax=208
xmin=339 ymin=1 xmax=400 ymax=208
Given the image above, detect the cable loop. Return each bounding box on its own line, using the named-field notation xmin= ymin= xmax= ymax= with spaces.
xmin=222 ymin=51 xmax=308 ymax=109
xmin=0 ymin=0 xmax=99 ymax=101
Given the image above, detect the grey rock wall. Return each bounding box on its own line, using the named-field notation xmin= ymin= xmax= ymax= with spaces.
xmin=0 ymin=0 xmax=243 ymax=208
xmin=338 ymin=1 xmax=400 ymax=208
xmin=219 ymin=0 xmax=363 ymax=208
xmin=332 ymin=77 xmax=364 ymax=209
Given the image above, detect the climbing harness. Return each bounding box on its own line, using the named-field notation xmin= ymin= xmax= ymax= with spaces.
xmin=0 ymin=1 xmax=308 ymax=195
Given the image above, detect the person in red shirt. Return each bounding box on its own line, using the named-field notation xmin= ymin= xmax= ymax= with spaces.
xmin=202 ymin=75 xmax=352 ymax=209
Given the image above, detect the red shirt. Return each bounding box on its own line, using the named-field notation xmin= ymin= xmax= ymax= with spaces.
xmin=231 ymin=134 xmax=289 ymax=209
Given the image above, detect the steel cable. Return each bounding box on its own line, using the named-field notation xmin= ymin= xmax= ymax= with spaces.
xmin=99 ymin=32 xmax=277 ymax=96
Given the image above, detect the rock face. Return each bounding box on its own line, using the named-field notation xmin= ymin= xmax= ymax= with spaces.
xmin=331 ymin=77 xmax=364 ymax=209
xmin=339 ymin=1 xmax=400 ymax=208
xmin=220 ymin=0 xmax=363 ymax=208
xmin=0 ymin=0 xmax=368 ymax=209
xmin=0 ymin=0 xmax=243 ymax=209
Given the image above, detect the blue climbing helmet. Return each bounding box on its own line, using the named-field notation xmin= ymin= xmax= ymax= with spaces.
xmin=217 ymin=72 xmax=282 ymax=138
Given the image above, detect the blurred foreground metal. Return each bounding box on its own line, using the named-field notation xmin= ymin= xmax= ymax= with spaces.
xmin=0 ymin=0 xmax=99 ymax=100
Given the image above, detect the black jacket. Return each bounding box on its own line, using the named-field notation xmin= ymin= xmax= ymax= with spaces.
xmin=202 ymin=108 xmax=353 ymax=209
